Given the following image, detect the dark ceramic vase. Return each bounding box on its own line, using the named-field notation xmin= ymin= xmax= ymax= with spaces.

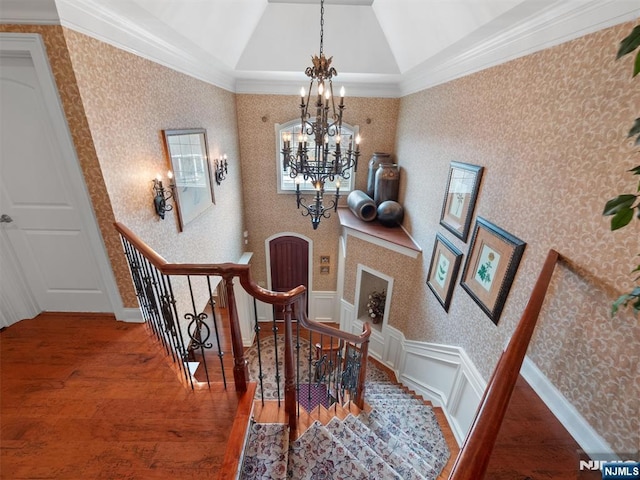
xmin=377 ymin=200 xmax=404 ymax=227
xmin=374 ymin=163 xmax=400 ymax=205
xmin=366 ymin=152 xmax=392 ymax=198
xmin=347 ymin=190 xmax=377 ymax=222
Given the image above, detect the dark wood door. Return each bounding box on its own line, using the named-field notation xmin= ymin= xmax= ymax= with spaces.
xmin=269 ymin=236 xmax=309 ymax=320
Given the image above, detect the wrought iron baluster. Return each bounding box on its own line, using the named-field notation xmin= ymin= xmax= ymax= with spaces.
xmin=272 ymin=314 xmax=281 ymax=406
xmin=295 ymin=318 xmax=301 ymax=418
xmin=149 ymin=259 xmax=177 ymax=360
xmin=253 ymin=297 xmax=264 ymax=404
xmin=206 ymin=276 xmax=225 ymax=388
xmin=164 ymin=274 xmax=193 ymax=388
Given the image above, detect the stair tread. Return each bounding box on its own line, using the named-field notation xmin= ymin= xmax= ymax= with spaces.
xmin=326 ymin=417 xmax=403 ymax=480
xmin=241 ymin=376 xmax=453 ymax=479
xmin=240 ymin=422 xmax=289 ymax=479
xmin=288 ymin=421 xmax=371 ymax=479
xmin=343 ymin=414 xmax=430 ymax=480
xmin=362 ymin=410 xmax=442 ymax=471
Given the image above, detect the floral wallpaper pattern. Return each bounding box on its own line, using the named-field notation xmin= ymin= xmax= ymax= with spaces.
xmin=392 ymin=21 xmax=639 ymax=452
xmin=61 ymin=29 xmax=245 ymax=312
xmin=0 ymin=24 xmax=136 ymax=306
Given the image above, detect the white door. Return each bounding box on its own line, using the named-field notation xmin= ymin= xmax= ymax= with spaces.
xmin=0 ymin=50 xmax=113 ymax=318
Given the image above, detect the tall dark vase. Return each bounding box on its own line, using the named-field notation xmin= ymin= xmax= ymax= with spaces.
xmin=366 ymin=152 xmax=392 ymax=198
xmin=374 ymin=163 xmax=400 ymax=205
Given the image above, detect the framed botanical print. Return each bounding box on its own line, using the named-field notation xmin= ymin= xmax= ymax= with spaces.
xmin=460 ymin=217 xmax=526 ymax=325
xmin=440 ymin=162 xmax=484 ymax=242
xmin=427 ymin=233 xmax=463 ymax=312
xmin=162 ymin=129 xmax=215 ymax=231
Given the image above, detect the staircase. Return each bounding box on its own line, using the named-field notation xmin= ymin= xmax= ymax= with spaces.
xmin=239 ymin=378 xmax=453 ymax=480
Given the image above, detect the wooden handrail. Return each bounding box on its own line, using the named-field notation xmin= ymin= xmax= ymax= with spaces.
xmin=115 ymin=222 xmax=306 ymax=305
xmin=448 ymin=249 xmax=560 ymax=480
xmin=294 ymin=295 xmax=371 ymax=410
xmin=115 ymin=222 xmax=371 ymax=431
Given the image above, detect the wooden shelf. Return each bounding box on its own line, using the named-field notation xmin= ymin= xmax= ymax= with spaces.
xmin=337 ymin=207 xmax=422 ymax=258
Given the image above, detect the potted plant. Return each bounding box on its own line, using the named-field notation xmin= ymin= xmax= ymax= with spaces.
xmin=602 ymin=25 xmax=640 ymax=315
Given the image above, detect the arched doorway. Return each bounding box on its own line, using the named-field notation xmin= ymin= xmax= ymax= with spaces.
xmin=267 ymin=234 xmax=311 ymax=320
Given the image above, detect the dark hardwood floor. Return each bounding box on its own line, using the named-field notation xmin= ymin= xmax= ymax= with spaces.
xmin=1 ymin=310 xmax=591 ymax=479
xmin=0 ymin=312 xmax=253 ymax=480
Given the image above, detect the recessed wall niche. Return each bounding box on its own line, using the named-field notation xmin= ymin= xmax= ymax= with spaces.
xmin=355 ymin=265 xmax=394 ymax=333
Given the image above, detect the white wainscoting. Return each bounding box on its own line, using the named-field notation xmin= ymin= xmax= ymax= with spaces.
xmin=255 ymin=291 xmax=339 ymax=325
xmin=310 ymin=291 xmax=339 ymax=323
xmin=340 ymin=298 xmax=615 ymax=454
xmin=340 ymin=298 xmax=486 ymax=445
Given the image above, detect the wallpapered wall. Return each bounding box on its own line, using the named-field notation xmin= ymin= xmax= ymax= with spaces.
xmin=0 ymin=24 xmax=136 ymax=307
xmin=0 ymin=25 xmax=246 ymax=310
xmin=385 ymin=21 xmax=638 ymax=452
xmin=61 ymin=29 xmax=246 ymax=312
xmin=235 ymin=94 xmax=399 ymax=290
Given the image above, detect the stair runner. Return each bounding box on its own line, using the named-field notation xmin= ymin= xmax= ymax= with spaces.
xmin=240 ymin=380 xmax=450 ymax=479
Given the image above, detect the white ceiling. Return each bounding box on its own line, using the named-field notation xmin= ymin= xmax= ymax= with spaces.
xmin=1 ymin=0 xmax=639 ymax=96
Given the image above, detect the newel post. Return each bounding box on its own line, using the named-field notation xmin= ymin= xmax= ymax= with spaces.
xmin=224 ymin=275 xmax=249 ymax=391
xmin=283 ymin=302 xmax=297 ymax=431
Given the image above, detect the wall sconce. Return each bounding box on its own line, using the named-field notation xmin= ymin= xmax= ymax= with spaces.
xmin=152 ymin=171 xmax=175 ymax=219
xmin=214 ymin=154 xmax=228 ymax=185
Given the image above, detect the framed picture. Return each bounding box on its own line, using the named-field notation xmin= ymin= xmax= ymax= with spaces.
xmin=320 ymin=255 xmax=331 ymax=264
xmin=162 ymin=129 xmax=215 ymax=231
xmin=426 ymin=233 xmax=463 ymax=312
xmin=320 ymin=265 xmax=330 ymax=274
xmin=440 ymin=161 xmax=484 ymax=242
xmin=460 ymin=217 xmax=526 ymax=325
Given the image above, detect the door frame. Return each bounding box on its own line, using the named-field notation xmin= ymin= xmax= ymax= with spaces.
xmin=0 ymin=33 xmax=130 ymax=321
xmin=265 ymin=232 xmax=313 ymax=321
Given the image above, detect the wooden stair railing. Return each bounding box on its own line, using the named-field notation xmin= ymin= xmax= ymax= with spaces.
xmin=294 ymin=296 xmax=372 ymax=411
xmin=114 ymin=222 xmax=370 ymax=431
xmin=448 ymin=249 xmax=560 ymax=480
xmin=115 ymin=222 xmax=305 ymax=391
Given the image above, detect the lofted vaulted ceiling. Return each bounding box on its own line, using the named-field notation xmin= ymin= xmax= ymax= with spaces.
xmin=1 ymin=0 xmax=638 ymax=96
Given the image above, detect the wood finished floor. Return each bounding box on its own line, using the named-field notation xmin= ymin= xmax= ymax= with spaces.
xmin=1 ymin=312 xmax=589 ymax=480
xmin=0 ymin=312 xmax=253 ymax=480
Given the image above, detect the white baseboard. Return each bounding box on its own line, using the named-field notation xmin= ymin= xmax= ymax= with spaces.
xmin=340 ymin=299 xmax=614 ymax=452
xmin=521 ymin=356 xmax=615 ymax=459
xmin=115 ymin=307 xmax=144 ymax=323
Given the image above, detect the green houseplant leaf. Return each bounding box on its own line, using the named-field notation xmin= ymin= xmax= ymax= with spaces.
xmin=606 ymin=25 xmax=640 ymax=316
xmin=611 ymin=207 xmax=635 ymax=230
xmin=603 ymin=194 xmax=637 ymax=215
xmin=617 ymin=25 xmax=640 ymax=59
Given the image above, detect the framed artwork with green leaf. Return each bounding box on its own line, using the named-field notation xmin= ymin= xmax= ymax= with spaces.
xmin=427 ymin=233 xmax=463 ymax=312
xmin=460 ymin=217 xmax=526 ymax=324
xmin=440 ymin=161 xmax=484 ymax=242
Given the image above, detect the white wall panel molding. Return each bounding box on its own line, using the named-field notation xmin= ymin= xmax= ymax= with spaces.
xmin=310 ymin=291 xmax=338 ymax=323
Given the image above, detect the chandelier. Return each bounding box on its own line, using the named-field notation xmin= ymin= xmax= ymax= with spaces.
xmin=281 ymin=0 xmax=361 ymax=230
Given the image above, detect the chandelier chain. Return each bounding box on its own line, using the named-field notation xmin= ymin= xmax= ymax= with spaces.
xmin=319 ymin=0 xmax=325 ymax=57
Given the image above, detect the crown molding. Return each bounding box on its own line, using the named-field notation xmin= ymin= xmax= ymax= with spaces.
xmin=0 ymin=0 xmax=59 ymax=25
xmin=4 ymin=0 xmax=636 ymax=97
xmin=55 ymin=0 xmax=236 ymax=92
xmin=234 ymin=76 xmax=401 ymax=98
xmin=399 ymin=0 xmax=640 ymax=96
